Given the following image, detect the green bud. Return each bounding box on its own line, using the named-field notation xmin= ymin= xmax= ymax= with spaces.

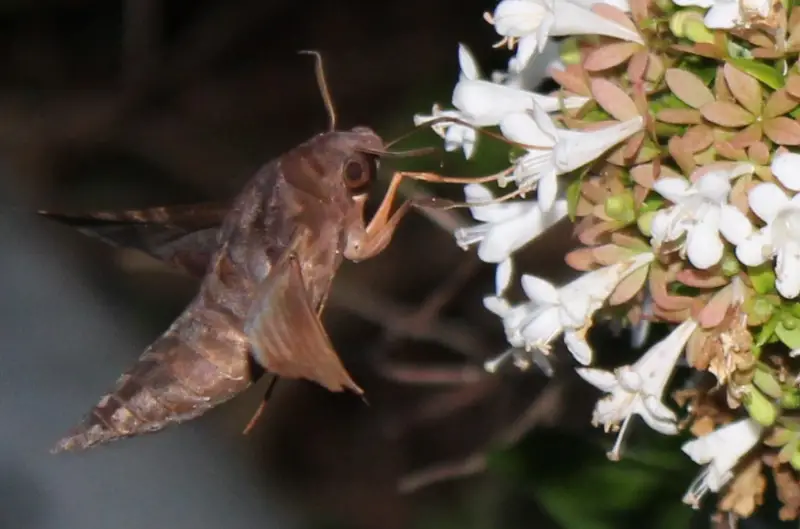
xmin=669 ymin=10 xmax=713 ymax=43
xmin=791 ymin=449 xmax=800 ymax=471
xmin=747 ymin=296 xmax=774 ymax=321
xmin=790 ymin=303 xmax=800 ymax=318
xmin=783 ymin=313 xmax=799 ymax=330
xmin=754 ymin=368 xmax=783 ymax=399
xmin=604 ymin=193 xmax=635 ymax=224
xmin=684 ymin=17 xmax=715 ymax=44
xmin=744 ymin=386 xmax=779 ymax=426
xmin=637 ymin=210 xmax=655 ymax=236
xmin=654 ymin=0 xmax=674 ymax=13
xmin=782 ymin=389 xmax=800 ymax=410
xmin=559 ymin=38 xmax=581 ymax=66
xmin=669 ymin=10 xmax=690 ymax=37
xmin=749 ymin=264 xmax=776 ymax=294
xmin=721 ymin=254 xmax=741 ymax=277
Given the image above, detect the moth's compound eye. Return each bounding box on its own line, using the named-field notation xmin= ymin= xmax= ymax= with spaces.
xmin=343 ymin=153 xmax=378 ymax=192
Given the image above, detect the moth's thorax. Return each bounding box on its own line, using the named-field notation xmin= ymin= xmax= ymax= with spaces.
xmin=196 ymin=127 xmax=383 ymax=322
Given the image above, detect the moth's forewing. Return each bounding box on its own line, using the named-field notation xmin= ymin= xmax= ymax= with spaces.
xmin=244 ymin=244 xmax=362 ymax=394
xmin=38 ymin=202 xmax=228 ymax=277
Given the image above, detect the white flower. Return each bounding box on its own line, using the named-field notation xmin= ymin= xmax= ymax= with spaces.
xmin=576 ymin=319 xmax=698 ymax=460
xmin=487 ymin=0 xmax=643 ymax=68
xmin=414 ymin=44 xmax=588 ymax=159
xmin=735 ymin=182 xmax=800 ymax=299
xmin=674 ymin=0 xmax=771 ymax=28
xmin=455 ymin=183 xmax=568 ymax=263
xmin=414 ymin=104 xmax=478 ymax=159
xmin=500 ymin=106 xmax=643 ymax=211
xmin=682 ymin=418 xmax=763 ymax=507
xmin=486 ymin=252 xmax=654 ymax=366
xmin=650 ymin=164 xmax=754 ymax=269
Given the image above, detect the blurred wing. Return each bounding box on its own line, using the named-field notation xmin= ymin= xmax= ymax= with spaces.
xmin=244 ymin=250 xmax=362 ymax=395
xmin=38 ymin=202 xmax=228 ymax=278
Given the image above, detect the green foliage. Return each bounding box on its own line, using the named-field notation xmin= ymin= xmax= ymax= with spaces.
xmin=484 ymin=428 xmax=696 ymax=529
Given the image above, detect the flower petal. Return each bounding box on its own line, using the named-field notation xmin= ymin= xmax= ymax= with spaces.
xmin=457 ymin=44 xmax=480 ymax=81
xmin=686 ymin=222 xmax=724 ymax=269
xmin=496 ymin=258 xmax=514 ymax=295
xmin=719 ymin=204 xmax=754 ymax=245
xmin=575 ymin=367 xmax=618 ymax=391
xmin=749 ymin=182 xmax=789 ymax=223
xmin=465 ymin=184 xmax=529 ymax=222
xmin=500 ymin=111 xmax=557 ymax=147
xmin=453 ymin=80 xmax=539 ymax=126
xmin=639 ymin=397 xmax=679 ymax=434
xmin=652 ymin=177 xmax=691 ymax=203
xmin=771 ymin=151 xmax=800 ymax=191
xmin=537 ymin=169 xmax=559 ymax=211
xmin=564 ymin=330 xmax=594 ymax=365
xmin=483 ymin=295 xmax=511 ymax=317
xmin=776 ymin=243 xmax=800 ymax=299
xmin=492 ymin=0 xmax=551 ymax=37
xmin=521 ymin=274 xmax=559 ymax=304
xmin=703 ymin=0 xmax=741 ymax=28
xmin=519 ymin=306 xmax=563 ymax=345
xmin=735 ymin=230 xmax=772 ymax=266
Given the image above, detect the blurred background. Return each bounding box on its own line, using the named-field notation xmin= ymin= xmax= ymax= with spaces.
xmin=0 ymin=1 xmax=792 ymax=528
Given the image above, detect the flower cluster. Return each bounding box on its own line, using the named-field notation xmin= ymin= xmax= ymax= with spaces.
xmin=415 ymin=0 xmax=800 ymax=519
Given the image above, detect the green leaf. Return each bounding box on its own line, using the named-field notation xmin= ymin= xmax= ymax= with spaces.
xmin=755 ymin=316 xmax=779 ymax=347
xmin=727 ymin=57 xmax=785 ymax=89
xmin=776 ymin=319 xmax=800 ymax=349
xmin=748 ymin=264 xmax=776 ymax=294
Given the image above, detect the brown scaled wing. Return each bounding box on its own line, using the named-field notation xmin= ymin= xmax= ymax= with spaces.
xmin=245 ymin=248 xmax=362 ymax=394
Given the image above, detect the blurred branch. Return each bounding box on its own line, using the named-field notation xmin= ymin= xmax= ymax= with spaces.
xmin=398 ymin=378 xmax=568 ymax=493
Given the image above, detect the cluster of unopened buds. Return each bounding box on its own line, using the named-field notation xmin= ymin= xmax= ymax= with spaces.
xmin=414 ymin=0 xmax=800 ymax=520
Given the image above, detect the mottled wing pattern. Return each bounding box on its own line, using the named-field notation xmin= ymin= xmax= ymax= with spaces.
xmin=244 ymin=248 xmax=362 ymax=395
xmin=38 ymin=202 xmax=228 ymax=278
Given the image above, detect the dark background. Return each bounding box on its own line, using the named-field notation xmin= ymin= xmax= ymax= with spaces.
xmin=0 ymin=2 xmax=780 ymax=529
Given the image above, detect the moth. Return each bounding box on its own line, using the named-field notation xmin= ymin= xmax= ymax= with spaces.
xmin=44 ymin=54 xmax=422 ymax=453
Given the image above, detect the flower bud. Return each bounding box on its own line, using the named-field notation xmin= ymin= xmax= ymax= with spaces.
xmin=744 ymin=385 xmax=779 ymax=426
xmin=637 ymin=210 xmax=655 ymax=236
xmin=754 ymin=368 xmax=782 ymax=399
xmin=721 ymin=254 xmax=741 ymax=277
xmin=782 ymin=389 xmax=800 ymax=410
xmin=669 ymin=10 xmax=713 ymax=44
xmin=605 ymin=193 xmax=635 ymax=223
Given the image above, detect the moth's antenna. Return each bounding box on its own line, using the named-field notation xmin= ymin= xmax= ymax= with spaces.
xmin=299 ymin=50 xmax=337 ymax=131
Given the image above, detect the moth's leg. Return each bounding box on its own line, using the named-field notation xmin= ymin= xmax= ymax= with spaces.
xmin=345 ymin=171 xmax=412 ymax=261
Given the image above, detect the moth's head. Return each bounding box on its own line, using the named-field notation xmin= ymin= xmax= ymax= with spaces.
xmin=315 ymin=126 xmax=385 ymax=198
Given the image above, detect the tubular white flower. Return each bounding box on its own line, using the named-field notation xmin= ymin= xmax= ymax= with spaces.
xmin=674 ymin=0 xmax=771 ymax=28
xmin=735 ymin=182 xmax=800 ymax=299
xmin=414 ymin=44 xmax=588 ymax=159
xmin=500 ymin=106 xmax=643 ymax=211
xmin=650 ymin=164 xmax=754 ymax=269
xmin=488 ymin=0 xmax=643 ymax=68
xmin=576 ymin=319 xmax=698 ymax=460
xmin=455 ymin=183 xmax=569 ymax=263
xmin=682 ymin=418 xmax=763 ymax=508
xmin=489 ymin=252 xmax=653 ymax=366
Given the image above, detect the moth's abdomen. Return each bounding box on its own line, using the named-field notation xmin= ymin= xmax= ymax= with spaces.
xmin=52 ymin=313 xmax=252 ymax=453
